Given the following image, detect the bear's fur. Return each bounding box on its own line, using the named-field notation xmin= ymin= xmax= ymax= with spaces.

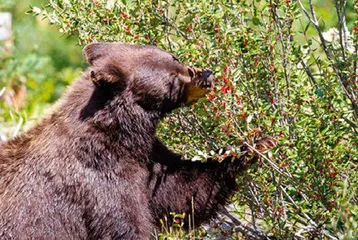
xmin=0 ymin=43 xmax=272 ymax=239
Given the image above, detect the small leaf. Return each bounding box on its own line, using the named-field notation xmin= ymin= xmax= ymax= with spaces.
xmin=247 ymin=114 xmax=253 ymax=123
xmin=315 ymin=88 xmax=324 ymax=97
xmin=32 ymin=7 xmax=42 ymax=15
xmin=191 ymin=155 xmax=202 ymax=161
xmin=252 ymin=17 xmax=260 ymax=25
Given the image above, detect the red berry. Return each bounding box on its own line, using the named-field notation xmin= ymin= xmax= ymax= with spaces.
xmin=220 ymin=86 xmax=228 ymax=94
xmin=353 ymin=27 xmax=358 ymax=35
xmin=207 ymin=93 xmax=216 ymax=101
xmin=222 ymin=76 xmax=229 ymax=84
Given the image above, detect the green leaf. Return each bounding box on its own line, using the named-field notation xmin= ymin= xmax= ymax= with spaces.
xmin=252 ymin=17 xmax=260 ymax=25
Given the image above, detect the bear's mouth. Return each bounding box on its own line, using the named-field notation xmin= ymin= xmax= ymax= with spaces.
xmin=183 ymin=69 xmax=214 ymax=105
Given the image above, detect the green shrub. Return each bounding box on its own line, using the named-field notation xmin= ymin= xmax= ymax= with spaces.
xmin=26 ymin=0 xmax=358 ymax=238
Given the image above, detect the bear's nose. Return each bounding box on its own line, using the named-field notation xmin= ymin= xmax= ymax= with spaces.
xmin=203 ymin=69 xmax=213 ymax=80
xmin=202 ymin=69 xmax=214 ymax=88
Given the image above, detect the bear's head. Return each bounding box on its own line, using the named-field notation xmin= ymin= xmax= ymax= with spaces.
xmin=83 ymin=43 xmax=213 ymax=115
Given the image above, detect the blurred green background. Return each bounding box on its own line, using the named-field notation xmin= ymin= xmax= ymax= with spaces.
xmin=2 ymin=0 xmax=83 ymax=69
xmin=0 ymin=0 xmax=84 ymax=139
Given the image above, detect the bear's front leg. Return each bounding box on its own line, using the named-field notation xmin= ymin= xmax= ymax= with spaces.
xmin=148 ymin=139 xmax=246 ymax=228
xmin=148 ymin=137 xmax=275 ymax=229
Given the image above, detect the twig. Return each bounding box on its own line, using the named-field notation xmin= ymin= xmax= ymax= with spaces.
xmin=243 ymin=142 xmax=291 ymax=178
xmin=335 ymin=0 xmax=348 ymax=60
xmin=269 ymin=0 xmax=291 ymax=99
xmin=0 ymin=87 xmax=6 ymax=97
xmin=13 ymin=117 xmax=23 ymax=137
xmin=164 ymin=5 xmax=173 ymax=52
xmin=299 ymin=58 xmax=320 ymax=89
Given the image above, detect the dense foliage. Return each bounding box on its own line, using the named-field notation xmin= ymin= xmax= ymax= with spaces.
xmin=2 ymin=0 xmax=357 ymax=239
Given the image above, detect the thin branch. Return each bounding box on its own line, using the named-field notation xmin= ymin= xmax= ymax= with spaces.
xmin=269 ymin=0 xmax=291 ymax=98
xmin=164 ymin=5 xmax=173 ymax=52
xmin=243 ymin=142 xmax=292 ymax=178
xmin=335 ymin=0 xmax=348 ymax=59
xmin=299 ymin=58 xmax=320 ymax=89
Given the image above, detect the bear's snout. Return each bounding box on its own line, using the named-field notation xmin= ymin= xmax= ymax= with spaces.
xmin=201 ymin=69 xmax=214 ymax=88
xmin=183 ymin=68 xmax=214 ymax=105
xmin=203 ymin=69 xmax=213 ymax=80
xmin=194 ymin=69 xmax=214 ymax=90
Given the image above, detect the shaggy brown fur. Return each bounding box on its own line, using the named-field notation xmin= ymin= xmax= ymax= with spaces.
xmin=0 ymin=43 xmax=272 ymax=239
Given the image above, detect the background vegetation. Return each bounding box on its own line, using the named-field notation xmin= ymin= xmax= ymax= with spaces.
xmin=0 ymin=0 xmax=82 ymax=139
xmin=1 ymin=0 xmax=357 ymax=239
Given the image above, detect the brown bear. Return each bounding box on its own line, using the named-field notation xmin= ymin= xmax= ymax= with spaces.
xmin=0 ymin=43 xmax=273 ymax=239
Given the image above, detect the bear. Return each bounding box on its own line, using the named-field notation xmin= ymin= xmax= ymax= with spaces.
xmin=0 ymin=43 xmax=274 ymax=239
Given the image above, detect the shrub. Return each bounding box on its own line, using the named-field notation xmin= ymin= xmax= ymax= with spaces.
xmin=29 ymin=0 xmax=357 ymax=238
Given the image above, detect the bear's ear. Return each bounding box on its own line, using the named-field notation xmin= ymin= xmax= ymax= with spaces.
xmin=90 ymin=64 xmax=126 ymax=85
xmin=83 ymin=43 xmax=126 ymax=86
xmin=83 ymin=42 xmax=106 ymax=66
